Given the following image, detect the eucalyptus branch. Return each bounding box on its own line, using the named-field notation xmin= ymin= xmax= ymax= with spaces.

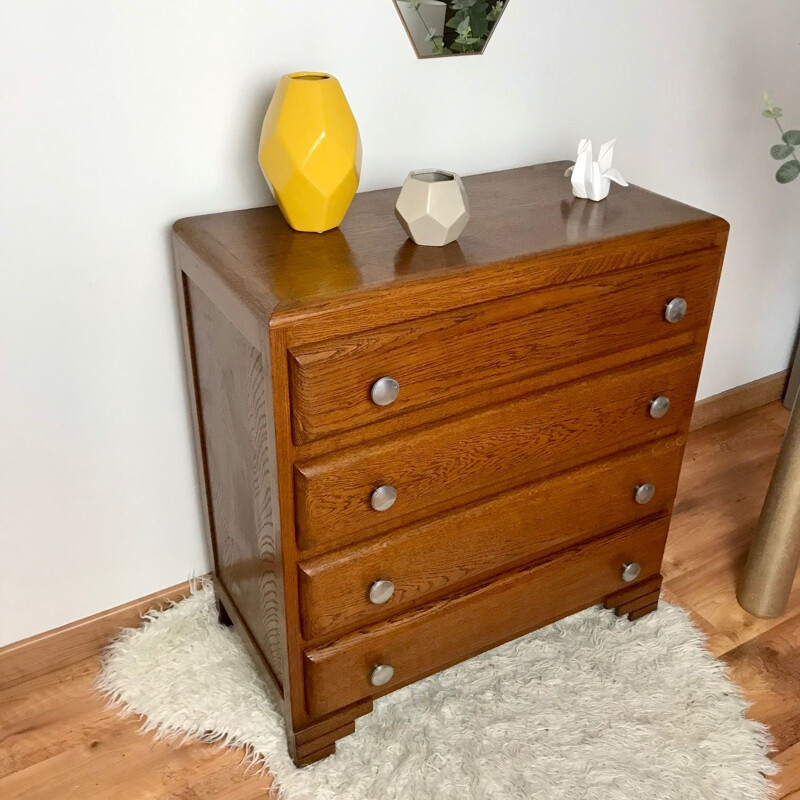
xmin=763 ymin=93 xmax=800 ymax=184
xmin=773 ymin=118 xmax=800 ymax=167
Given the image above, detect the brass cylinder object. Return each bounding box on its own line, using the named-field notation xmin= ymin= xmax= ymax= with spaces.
xmin=738 ymin=404 xmax=800 ymax=618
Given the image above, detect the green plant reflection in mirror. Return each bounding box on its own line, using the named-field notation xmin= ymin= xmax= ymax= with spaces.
xmin=393 ymin=0 xmax=509 ymax=58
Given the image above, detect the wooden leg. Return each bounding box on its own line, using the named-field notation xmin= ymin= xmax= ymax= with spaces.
xmin=290 ymin=698 xmax=372 ymax=768
xmin=216 ymin=597 xmax=233 ymax=627
xmin=738 ymin=402 xmax=800 ymax=618
xmin=628 ymin=602 xmax=659 ymax=621
xmin=295 ymin=741 xmax=337 ymax=767
xmin=604 ymin=574 xmax=663 ymax=621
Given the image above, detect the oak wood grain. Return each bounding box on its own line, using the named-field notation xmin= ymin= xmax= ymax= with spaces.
xmin=291 ymin=330 xmax=699 ymax=462
xmin=173 ymin=163 xmax=727 ymax=339
xmin=188 ymin=282 xmax=286 ymax=689
xmin=298 ymin=437 xmax=685 ymax=641
xmin=304 ymin=518 xmax=670 ymax=717
xmin=289 ymin=253 xmax=719 ymax=442
xmin=296 ymin=350 xmax=702 ymax=552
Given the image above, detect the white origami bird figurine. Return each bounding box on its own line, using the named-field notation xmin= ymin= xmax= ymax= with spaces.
xmin=565 ymin=139 xmax=628 ymax=201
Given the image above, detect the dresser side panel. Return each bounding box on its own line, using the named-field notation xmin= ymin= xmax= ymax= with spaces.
xmin=187 ymin=279 xmax=285 ymax=688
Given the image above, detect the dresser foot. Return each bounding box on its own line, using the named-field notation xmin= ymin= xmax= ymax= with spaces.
xmin=604 ymin=574 xmax=663 ymax=621
xmin=216 ymin=597 xmax=233 ymax=627
xmin=291 ymin=698 xmax=373 ymax=767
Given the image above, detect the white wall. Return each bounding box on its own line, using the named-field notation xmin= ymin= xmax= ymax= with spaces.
xmin=2 ymin=1 xmax=799 ymax=647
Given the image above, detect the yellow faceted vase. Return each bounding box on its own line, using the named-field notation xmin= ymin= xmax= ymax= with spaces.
xmin=258 ymin=72 xmax=362 ymax=233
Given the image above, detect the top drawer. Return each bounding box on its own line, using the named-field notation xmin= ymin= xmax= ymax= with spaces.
xmin=288 ymin=253 xmax=720 ymax=443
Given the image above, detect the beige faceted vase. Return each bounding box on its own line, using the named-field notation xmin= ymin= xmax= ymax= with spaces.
xmin=395 ymin=169 xmax=470 ymax=246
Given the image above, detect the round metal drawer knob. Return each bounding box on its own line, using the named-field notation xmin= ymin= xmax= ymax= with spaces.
xmin=664 ymin=297 xmax=688 ymax=323
xmin=635 ymin=483 xmax=656 ymax=505
xmin=369 ymin=580 xmax=395 ymax=605
xmin=622 ymin=562 xmax=642 ymax=583
xmin=370 ymin=664 xmax=395 ymax=687
xmin=649 ymin=395 xmax=671 ymax=419
xmin=370 ymin=484 xmax=397 ymax=512
xmin=371 ymin=377 xmax=400 ymax=406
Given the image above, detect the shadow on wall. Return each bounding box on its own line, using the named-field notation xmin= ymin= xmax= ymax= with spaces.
xmin=241 ymin=80 xmax=279 ymax=207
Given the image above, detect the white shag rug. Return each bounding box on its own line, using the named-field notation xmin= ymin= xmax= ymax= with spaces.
xmin=97 ymin=580 xmax=777 ymax=800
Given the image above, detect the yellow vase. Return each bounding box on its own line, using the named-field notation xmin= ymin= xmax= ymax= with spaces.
xmin=258 ymin=72 xmax=362 ymax=233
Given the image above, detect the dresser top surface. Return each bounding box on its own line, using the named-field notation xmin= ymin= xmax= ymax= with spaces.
xmin=174 ymin=161 xmax=727 ymax=322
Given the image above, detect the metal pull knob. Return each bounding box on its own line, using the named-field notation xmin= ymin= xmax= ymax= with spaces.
xmin=370 ymin=484 xmax=397 ymax=512
xmin=370 ymin=664 xmax=395 ymax=687
xmin=634 ymin=483 xmax=656 ymax=505
xmin=649 ymin=395 xmax=671 ymax=419
xmin=371 ymin=376 xmax=400 ymax=406
xmin=369 ymin=580 xmax=395 ymax=605
xmin=622 ymin=562 xmax=642 ymax=583
xmin=664 ymin=297 xmax=687 ymax=323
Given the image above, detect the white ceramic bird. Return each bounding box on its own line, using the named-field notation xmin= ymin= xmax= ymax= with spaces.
xmin=565 ymin=139 xmax=628 ymax=201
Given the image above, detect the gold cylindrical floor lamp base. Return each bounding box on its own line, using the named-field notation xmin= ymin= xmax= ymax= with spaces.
xmin=738 ymin=403 xmax=800 ymax=618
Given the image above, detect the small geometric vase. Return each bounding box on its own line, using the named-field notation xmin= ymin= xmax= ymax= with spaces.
xmin=395 ymin=169 xmax=470 ymax=246
xmin=258 ymin=72 xmax=362 ymax=233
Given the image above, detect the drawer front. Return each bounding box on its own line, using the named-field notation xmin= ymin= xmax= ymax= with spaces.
xmin=303 ymin=517 xmax=669 ymax=717
xmin=298 ymin=436 xmax=684 ymax=640
xmin=289 ymin=254 xmax=720 ymax=443
xmin=295 ymin=350 xmax=701 ymax=552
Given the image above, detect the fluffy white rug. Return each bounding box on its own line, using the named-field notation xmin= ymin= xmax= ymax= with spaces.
xmin=97 ymin=580 xmax=777 ymax=800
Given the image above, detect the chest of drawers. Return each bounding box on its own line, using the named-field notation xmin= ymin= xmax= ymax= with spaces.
xmin=173 ymin=162 xmax=728 ymax=766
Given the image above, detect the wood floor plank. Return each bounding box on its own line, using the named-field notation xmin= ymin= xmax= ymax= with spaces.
xmin=0 ymin=658 xmax=119 ymax=779
xmin=664 ymin=402 xmax=798 ymax=656
xmin=723 ymin=612 xmax=800 ymax=756
xmin=0 ymin=716 xmax=276 ymax=800
xmin=775 ymin=740 xmax=800 ymax=799
xmin=0 ymin=655 xmax=276 ymax=799
xmin=664 ymin=403 xmax=789 ymax=584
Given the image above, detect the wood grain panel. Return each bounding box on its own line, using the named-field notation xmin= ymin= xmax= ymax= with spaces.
xmin=289 ymin=254 xmax=719 ymax=442
xmin=188 ymin=282 xmax=285 ymax=686
xmin=298 ymin=437 xmax=685 ymax=640
xmin=295 ymin=350 xmax=702 ymax=552
xmin=303 ymin=517 xmax=670 ymax=717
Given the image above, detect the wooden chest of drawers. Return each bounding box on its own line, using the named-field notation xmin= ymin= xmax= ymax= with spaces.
xmin=173 ymin=162 xmax=728 ymax=767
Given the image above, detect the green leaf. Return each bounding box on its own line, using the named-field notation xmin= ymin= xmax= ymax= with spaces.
xmin=763 ymin=92 xmax=783 ymax=118
xmin=776 ymin=160 xmax=800 ymax=184
xmin=783 ymin=130 xmax=800 ymax=146
xmin=446 ymin=8 xmax=468 ymax=28
xmin=487 ymin=1 xmax=504 ymax=22
xmin=470 ymin=11 xmax=489 ymax=38
xmin=771 ymin=144 xmax=795 ymax=160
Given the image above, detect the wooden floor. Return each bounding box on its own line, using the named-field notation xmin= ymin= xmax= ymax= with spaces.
xmin=1 ymin=402 xmax=798 ymax=799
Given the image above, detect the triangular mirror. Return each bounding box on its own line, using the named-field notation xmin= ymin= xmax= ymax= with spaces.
xmin=393 ymin=0 xmax=509 ymax=58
